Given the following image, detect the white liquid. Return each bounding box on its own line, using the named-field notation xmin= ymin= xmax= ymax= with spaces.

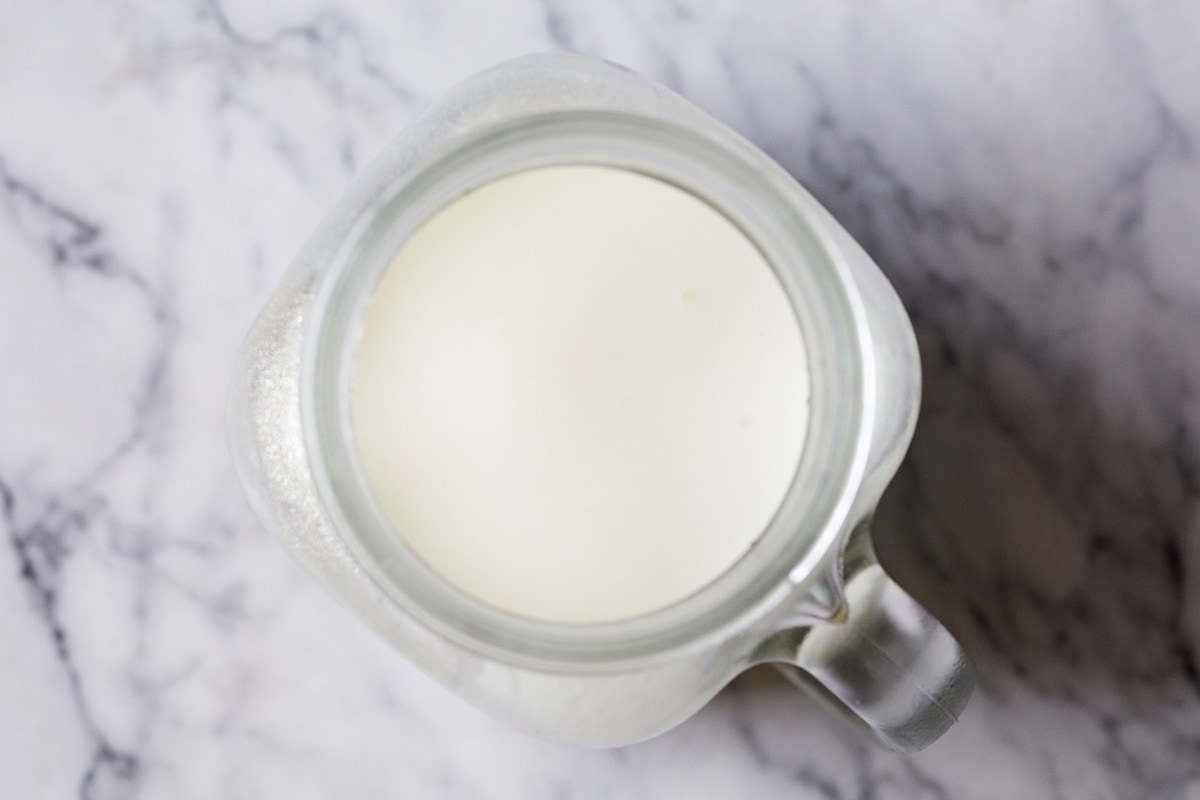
xmin=352 ymin=166 xmax=809 ymax=622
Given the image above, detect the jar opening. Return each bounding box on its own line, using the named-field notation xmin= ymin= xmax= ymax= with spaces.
xmin=301 ymin=111 xmax=871 ymax=666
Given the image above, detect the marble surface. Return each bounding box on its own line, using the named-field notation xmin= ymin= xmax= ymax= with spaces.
xmin=4 ymin=0 xmax=1200 ymax=797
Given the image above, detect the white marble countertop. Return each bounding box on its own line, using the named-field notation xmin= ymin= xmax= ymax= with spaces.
xmin=4 ymin=1 xmax=1200 ymax=797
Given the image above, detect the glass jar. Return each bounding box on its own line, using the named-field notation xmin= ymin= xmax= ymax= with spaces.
xmin=228 ymin=53 xmax=973 ymax=749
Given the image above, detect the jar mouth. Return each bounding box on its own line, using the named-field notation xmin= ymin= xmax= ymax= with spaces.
xmin=301 ymin=110 xmax=873 ymax=667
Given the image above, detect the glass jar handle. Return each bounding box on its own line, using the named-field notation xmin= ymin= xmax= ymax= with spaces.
xmin=761 ymin=525 xmax=975 ymax=751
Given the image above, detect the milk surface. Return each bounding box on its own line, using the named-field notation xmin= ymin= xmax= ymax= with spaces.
xmin=352 ymin=166 xmax=809 ymax=622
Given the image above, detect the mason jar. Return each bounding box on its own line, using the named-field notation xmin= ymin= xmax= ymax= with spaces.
xmin=228 ymin=53 xmax=974 ymax=750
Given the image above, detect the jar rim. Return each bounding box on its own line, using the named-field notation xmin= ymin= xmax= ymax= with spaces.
xmin=300 ymin=109 xmax=875 ymax=668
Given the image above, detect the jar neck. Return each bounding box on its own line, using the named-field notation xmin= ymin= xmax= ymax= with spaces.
xmin=299 ymin=111 xmax=872 ymax=668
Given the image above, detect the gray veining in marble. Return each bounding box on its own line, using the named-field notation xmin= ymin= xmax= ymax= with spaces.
xmin=3 ymin=1 xmax=1200 ymax=797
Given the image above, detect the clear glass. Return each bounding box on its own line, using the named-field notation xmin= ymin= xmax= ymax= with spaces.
xmin=229 ymin=53 xmax=974 ymax=749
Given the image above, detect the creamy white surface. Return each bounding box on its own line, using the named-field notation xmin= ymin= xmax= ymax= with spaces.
xmin=4 ymin=1 xmax=1200 ymax=798
xmin=352 ymin=166 xmax=808 ymax=622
